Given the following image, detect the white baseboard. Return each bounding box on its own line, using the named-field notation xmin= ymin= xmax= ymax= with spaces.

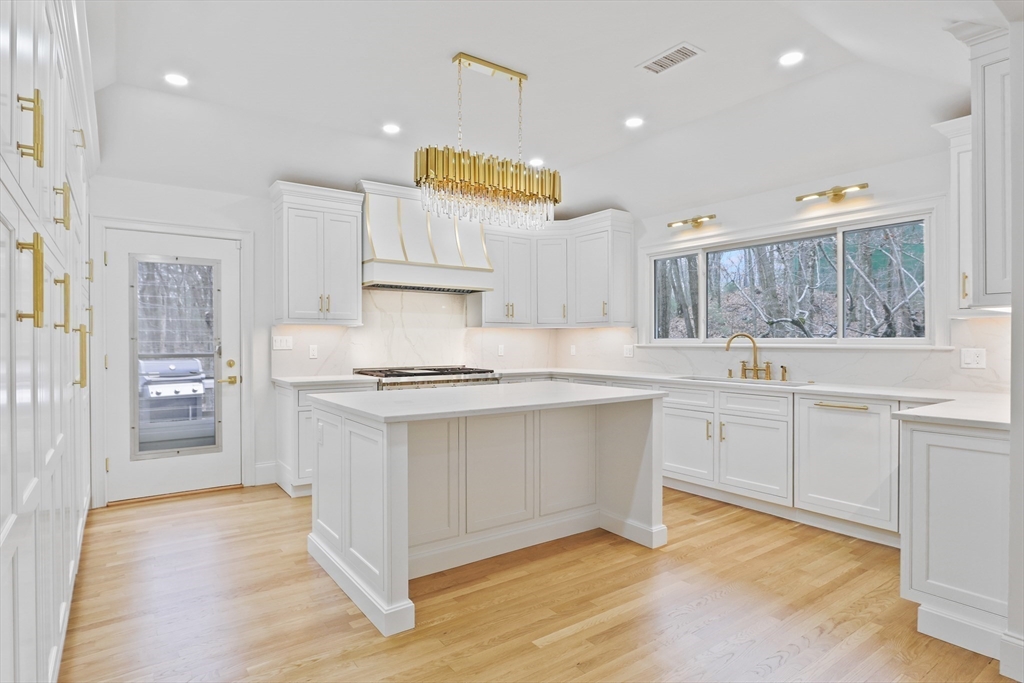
xmin=254 ymin=461 xmax=277 ymax=486
xmin=276 ymin=480 xmax=311 ymax=498
xmin=409 ymin=509 xmax=600 ymax=579
xmin=599 ymin=510 xmax=667 ymax=548
xmin=663 ymin=477 xmax=900 ymax=548
xmin=307 ymin=532 xmax=415 ymax=636
xmin=1001 ymin=632 xmax=1024 ymax=682
xmin=918 ymin=605 xmax=1005 ymax=659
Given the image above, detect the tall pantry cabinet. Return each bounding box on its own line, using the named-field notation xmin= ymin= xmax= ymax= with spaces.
xmin=1 ymin=2 xmax=98 ymax=682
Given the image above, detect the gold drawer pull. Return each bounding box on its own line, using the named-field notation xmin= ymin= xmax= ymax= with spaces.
xmin=602 ymin=300 xmax=607 ymax=316
xmin=87 ymin=306 xmax=94 ymax=336
xmin=16 ymin=233 xmax=44 ymax=327
xmin=705 ymin=420 xmax=711 ymax=440
xmin=86 ymin=258 xmax=94 ymax=282
xmin=73 ymin=325 xmax=87 ymax=388
xmin=719 ymin=421 xmax=725 ymax=442
xmin=73 ymin=128 xmax=86 ymax=149
xmin=54 ymin=183 xmax=70 ymax=230
xmin=17 ymin=89 xmax=43 ymax=167
xmin=961 ymin=273 xmax=968 ymax=300
xmin=814 ymin=401 xmax=869 ymax=411
xmin=54 ymin=273 xmax=70 ymax=333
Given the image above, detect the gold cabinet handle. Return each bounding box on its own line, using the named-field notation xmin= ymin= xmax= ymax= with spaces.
xmin=505 ymin=302 xmax=510 ymax=319
xmin=602 ymin=301 xmax=607 ymax=317
xmin=719 ymin=421 xmax=725 ymax=442
xmin=86 ymin=258 xmax=94 ymax=282
xmin=217 ymin=376 xmax=238 ymax=385
xmin=73 ymin=128 xmax=86 ymax=149
xmin=53 ymin=183 xmax=70 ymax=230
xmin=563 ymin=303 xmax=567 ymax=319
xmin=319 ymin=294 xmax=323 ymax=312
xmin=813 ymin=401 xmax=869 ymax=411
xmin=326 ymin=294 xmax=331 ymax=313
xmin=73 ymin=325 xmax=87 ymax=388
xmin=510 ymin=302 xmax=515 ymax=319
xmin=53 ymin=273 xmax=70 ymax=333
xmin=16 ymin=233 xmax=44 ymax=327
xmin=962 ymin=273 xmax=968 ymax=300
xmin=17 ymin=89 xmax=43 ymax=167
xmin=86 ymin=306 xmax=94 ymax=336
xmin=706 ymin=420 xmax=712 ymax=440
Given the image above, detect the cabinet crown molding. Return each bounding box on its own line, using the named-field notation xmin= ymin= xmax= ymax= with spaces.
xmin=269 ymin=180 xmax=363 ymax=209
xmin=944 ymin=21 xmax=1008 ymax=47
xmin=932 ymin=115 xmax=972 ymax=140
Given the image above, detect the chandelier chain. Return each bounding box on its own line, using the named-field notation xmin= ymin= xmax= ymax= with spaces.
xmin=517 ymin=78 xmax=523 ymax=163
xmin=457 ymin=61 xmax=463 ymax=152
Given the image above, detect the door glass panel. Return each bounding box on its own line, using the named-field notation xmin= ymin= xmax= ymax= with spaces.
xmin=132 ymin=257 xmax=221 ymax=457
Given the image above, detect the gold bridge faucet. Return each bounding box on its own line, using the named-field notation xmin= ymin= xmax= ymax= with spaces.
xmin=725 ymin=332 xmax=773 ymax=380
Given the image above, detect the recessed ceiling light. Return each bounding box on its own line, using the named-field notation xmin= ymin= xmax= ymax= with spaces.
xmin=528 ymin=158 xmax=544 ymax=168
xmin=164 ymin=73 xmax=188 ymax=86
xmin=779 ymin=52 xmax=804 ymax=66
xmin=625 ymin=117 xmax=644 ymax=128
xmin=382 ymin=123 xmax=401 ymax=134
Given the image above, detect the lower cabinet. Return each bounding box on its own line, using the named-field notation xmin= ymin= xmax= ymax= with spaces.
xmin=274 ymin=381 xmax=377 ymax=497
xmin=795 ymin=396 xmax=899 ymax=531
xmin=663 ymin=406 xmax=715 ymax=482
xmin=718 ymin=414 xmax=791 ymax=504
xmin=900 ymin=422 xmax=1010 ymax=658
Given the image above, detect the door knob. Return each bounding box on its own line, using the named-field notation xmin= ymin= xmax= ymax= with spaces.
xmin=217 ymin=376 xmax=238 ymax=385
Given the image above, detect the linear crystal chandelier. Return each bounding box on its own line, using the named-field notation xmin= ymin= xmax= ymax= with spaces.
xmin=414 ymin=53 xmax=561 ymax=230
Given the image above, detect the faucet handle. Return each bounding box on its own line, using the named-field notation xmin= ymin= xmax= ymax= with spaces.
xmin=740 ymin=360 xmax=748 ymax=379
xmin=764 ymin=361 xmax=772 ymax=381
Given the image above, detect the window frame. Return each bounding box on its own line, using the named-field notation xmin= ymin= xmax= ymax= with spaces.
xmin=640 ymin=200 xmax=942 ymax=348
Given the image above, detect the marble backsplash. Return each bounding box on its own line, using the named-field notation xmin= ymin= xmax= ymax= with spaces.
xmin=272 ymin=291 xmax=1010 ymax=393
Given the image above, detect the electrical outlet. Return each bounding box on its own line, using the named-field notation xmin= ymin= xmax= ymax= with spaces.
xmin=309 ymin=344 xmax=318 ymax=359
xmin=623 ymin=345 xmax=634 ymax=358
xmin=570 ymin=345 xmax=576 ymax=356
xmin=960 ymin=348 xmax=986 ymax=369
xmin=498 ymin=345 xmax=505 ymax=357
xmin=272 ymin=336 xmax=293 ymax=350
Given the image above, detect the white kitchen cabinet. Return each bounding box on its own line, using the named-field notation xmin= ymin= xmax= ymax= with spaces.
xmin=900 ymin=421 xmax=1010 ymax=658
xmin=574 ymin=230 xmax=609 ymax=324
xmin=271 ymin=181 xmax=363 ymax=325
xmin=535 ymin=237 xmax=568 ymax=324
xmin=663 ymin=406 xmax=715 ymax=482
xmin=480 ymin=234 xmax=532 ymax=324
xmin=795 ymin=396 xmax=899 ymax=531
xmin=717 ymin=414 xmax=791 ymax=504
xmin=273 ymin=378 xmax=377 ymax=497
xmin=933 ymin=116 xmax=974 ymax=308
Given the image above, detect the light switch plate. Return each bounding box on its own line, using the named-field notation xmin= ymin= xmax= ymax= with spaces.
xmin=309 ymin=344 xmax=318 ymax=359
xmin=272 ymin=336 xmax=293 ymax=350
xmin=623 ymin=345 xmax=634 ymax=358
xmin=960 ymin=348 xmax=986 ymax=369
xmin=498 ymin=345 xmax=505 ymax=357
xmin=570 ymin=345 xmax=576 ymax=356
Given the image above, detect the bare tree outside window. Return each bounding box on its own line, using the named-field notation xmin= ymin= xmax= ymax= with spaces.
xmin=706 ymin=235 xmax=838 ymax=339
xmin=843 ymin=221 xmax=925 ymax=338
xmin=654 ymin=254 xmax=699 ymax=338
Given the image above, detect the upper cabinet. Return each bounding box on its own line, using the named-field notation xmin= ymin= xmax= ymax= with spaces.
xmin=271 ymin=181 xmax=363 ymax=325
xmin=469 ymin=209 xmax=635 ymax=328
xmin=944 ymin=24 xmax=1012 ymax=308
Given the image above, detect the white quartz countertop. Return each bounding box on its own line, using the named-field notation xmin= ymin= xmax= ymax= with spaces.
xmin=309 ymin=381 xmax=668 ymax=423
xmin=271 ymin=375 xmax=378 ymax=389
xmin=892 ymin=393 xmax=1011 ymax=431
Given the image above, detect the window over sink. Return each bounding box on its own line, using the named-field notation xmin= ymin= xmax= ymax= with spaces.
xmin=650 ymin=218 xmax=927 ymax=344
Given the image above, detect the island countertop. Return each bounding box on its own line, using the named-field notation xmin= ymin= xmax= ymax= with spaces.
xmin=308 ymin=381 xmax=668 ymax=423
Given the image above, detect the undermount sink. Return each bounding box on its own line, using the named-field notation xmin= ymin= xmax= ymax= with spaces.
xmin=673 ymin=375 xmax=809 ymax=387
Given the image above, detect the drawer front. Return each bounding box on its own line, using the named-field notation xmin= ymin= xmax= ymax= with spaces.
xmin=298 ymin=385 xmax=376 ymax=406
xmin=658 ymin=385 xmax=714 ymax=408
xmin=720 ymin=391 xmax=790 ymax=417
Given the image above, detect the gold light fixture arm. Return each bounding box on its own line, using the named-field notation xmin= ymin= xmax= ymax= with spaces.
xmin=452 ymin=53 xmax=528 ymax=82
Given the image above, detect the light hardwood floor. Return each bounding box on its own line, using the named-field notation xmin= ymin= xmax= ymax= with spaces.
xmin=60 ymin=485 xmax=1008 ymax=682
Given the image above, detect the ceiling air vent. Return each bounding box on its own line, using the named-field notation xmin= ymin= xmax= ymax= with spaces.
xmin=638 ymin=42 xmax=703 ymax=74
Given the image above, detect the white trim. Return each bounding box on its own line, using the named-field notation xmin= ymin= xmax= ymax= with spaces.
xmin=639 ymin=196 xmax=946 ymax=348
xmin=89 ymin=216 xmax=257 ymax=506
xmin=1001 ymin=632 xmax=1024 ymax=682
xmin=917 ymin=604 xmax=1006 ymax=659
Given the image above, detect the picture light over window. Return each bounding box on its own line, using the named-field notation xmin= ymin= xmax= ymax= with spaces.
xmin=796 ymin=183 xmax=868 ymax=203
xmin=667 ymin=214 xmax=716 ymax=229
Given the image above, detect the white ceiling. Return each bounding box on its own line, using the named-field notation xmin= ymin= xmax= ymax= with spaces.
xmin=85 ymin=0 xmax=1009 ymax=219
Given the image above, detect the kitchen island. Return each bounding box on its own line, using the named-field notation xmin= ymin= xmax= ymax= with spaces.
xmin=308 ymin=381 xmax=668 ymax=636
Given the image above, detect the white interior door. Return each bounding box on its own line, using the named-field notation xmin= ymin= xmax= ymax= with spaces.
xmin=105 ymin=229 xmax=242 ymax=501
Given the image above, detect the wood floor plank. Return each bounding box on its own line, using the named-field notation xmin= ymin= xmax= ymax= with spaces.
xmin=58 ymin=485 xmax=1009 ymax=682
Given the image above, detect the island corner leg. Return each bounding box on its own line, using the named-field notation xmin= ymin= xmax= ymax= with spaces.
xmin=596 ymin=397 xmax=667 ymax=548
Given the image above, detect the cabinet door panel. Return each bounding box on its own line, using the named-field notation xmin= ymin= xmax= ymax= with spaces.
xmin=322 ymin=212 xmax=359 ymax=322
xmin=663 ymin=407 xmax=715 ymax=482
xmin=506 ymin=236 xmax=532 ymax=324
xmin=408 ymin=419 xmax=459 ymax=546
xmin=539 ymin=407 xmax=596 ymax=515
xmin=482 ymin=235 xmax=507 ymax=324
xmin=574 ymin=232 xmax=609 ymax=323
xmin=718 ymin=415 xmax=790 ymax=503
xmin=536 ymin=237 xmax=567 ymax=324
xmin=297 ymin=409 xmax=314 ymax=481
xmin=466 ymin=412 xmax=533 ymax=532
xmin=286 ymin=208 xmax=323 ymax=320
xmin=910 ymin=430 xmax=1009 ymax=616
xmin=796 ymin=398 xmax=897 ymax=530
xmin=980 ymin=57 xmax=1012 ymax=297
xmin=609 ymin=229 xmax=632 ymax=325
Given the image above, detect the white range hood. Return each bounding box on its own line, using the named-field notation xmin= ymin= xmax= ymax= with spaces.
xmin=357 ymin=181 xmax=495 ymax=294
